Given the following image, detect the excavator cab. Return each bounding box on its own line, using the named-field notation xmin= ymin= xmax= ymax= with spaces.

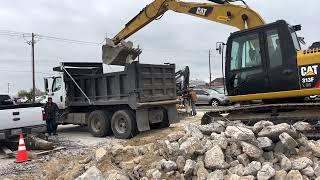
xmin=225 ymin=20 xmax=301 ymax=97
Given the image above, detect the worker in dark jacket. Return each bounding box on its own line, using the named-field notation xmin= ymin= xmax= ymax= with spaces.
xmin=43 ymin=97 xmax=59 ymax=136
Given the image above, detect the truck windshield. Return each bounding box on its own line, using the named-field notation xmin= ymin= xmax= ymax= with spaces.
xmin=289 ymin=27 xmax=301 ymax=51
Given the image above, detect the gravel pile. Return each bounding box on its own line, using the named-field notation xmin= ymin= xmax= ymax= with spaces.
xmin=75 ymin=120 xmax=320 ymax=180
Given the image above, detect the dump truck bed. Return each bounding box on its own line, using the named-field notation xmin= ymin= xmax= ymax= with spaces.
xmin=56 ymin=62 xmax=176 ymax=108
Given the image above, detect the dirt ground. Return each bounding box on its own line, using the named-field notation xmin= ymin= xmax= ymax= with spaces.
xmin=0 ymin=111 xmax=205 ymax=180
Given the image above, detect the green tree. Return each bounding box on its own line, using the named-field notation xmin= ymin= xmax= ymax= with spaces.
xmin=17 ymin=89 xmax=33 ymax=101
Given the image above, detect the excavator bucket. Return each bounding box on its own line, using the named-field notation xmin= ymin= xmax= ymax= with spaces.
xmin=102 ymin=38 xmax=142 ymax=66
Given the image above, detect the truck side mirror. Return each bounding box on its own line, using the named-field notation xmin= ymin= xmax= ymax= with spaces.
xmin=216 ymin=44 xmax=223 ymax=55
xmin=292 ymin=24 xmax=302 ymax=32
xmin=44 ymin=79 xmax=49 ymax=92
xmin=216 ymin=42 xmax=225 ymax=55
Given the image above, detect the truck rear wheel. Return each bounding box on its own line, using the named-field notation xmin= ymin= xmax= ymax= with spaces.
xmin=111 ymin=110 xmax=137 ymax=139
xmin=88 ymin=110 xmax=112 ymax=137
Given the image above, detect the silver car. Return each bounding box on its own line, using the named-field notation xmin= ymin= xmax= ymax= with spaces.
xmin=194 ymin=88 xmax=229 ymax=107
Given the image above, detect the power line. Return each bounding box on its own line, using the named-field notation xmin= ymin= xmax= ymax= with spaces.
xmin=0 ymin=69 xmax=54 ymax=75
xmin=0 ymin=29 xmax=105 ymax=45
xmin=39 ymin=34 xmax=105 ymax=45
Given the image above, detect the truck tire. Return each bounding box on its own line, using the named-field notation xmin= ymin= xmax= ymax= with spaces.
xmin=88 ymin=110 xmax=112 ymax=137
xmin=111 ymin=110 xmax=137 ymax=139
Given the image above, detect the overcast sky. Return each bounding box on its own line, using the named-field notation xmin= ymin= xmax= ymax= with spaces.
xmin=0 ymin=0 xmax=318 ymax=95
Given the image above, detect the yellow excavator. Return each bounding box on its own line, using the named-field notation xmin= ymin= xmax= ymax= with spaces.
xmin=103 ymin=0 xmax=320 ymax=129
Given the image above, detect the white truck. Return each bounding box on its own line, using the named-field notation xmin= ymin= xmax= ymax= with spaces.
xmin=0 ymin=94 xmax=46 ymax=140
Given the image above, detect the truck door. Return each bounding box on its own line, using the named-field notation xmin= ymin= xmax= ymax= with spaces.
xmin=226 ymin=32 xmax=271 ymax=96
xmin=51 ymin=77 xmax=66 ymax=109
xmin=264 ymin=28 xmax=300 ymax=91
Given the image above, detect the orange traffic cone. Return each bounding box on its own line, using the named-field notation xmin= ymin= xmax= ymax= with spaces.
xmin=16 ymin=134 xmax=28 ymax=163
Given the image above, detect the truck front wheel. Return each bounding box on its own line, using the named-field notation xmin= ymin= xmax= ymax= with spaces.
xmin=111 ymin=110 xmax=137 ymax=139
xmin=88 ymin=110 xmax=112 ymax=137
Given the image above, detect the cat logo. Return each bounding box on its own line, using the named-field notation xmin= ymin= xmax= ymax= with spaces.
xmin=188 ymin=6 xmax=213 ymax=17
xmin=301 ymin=65 xmax=318 ymax=77
xmin=196 ymin=7 xmax=208 ymax=16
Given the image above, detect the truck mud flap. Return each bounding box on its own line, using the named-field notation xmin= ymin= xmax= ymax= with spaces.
xmin=135 ymin=109 xmax=150 ymax=132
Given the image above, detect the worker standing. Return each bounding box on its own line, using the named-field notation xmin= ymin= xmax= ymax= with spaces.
xmin=189 ymin=87 xmax=198 ymax=116
xmin=43 ymin=97 xmax=59 ymax=136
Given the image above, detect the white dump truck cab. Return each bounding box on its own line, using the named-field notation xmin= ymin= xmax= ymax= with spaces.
xmin=44 ymin=73 xmax=66 ymax=109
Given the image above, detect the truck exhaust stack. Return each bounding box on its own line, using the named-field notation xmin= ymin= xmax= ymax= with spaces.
xmin=102 ymin=38 xmax=142 ymax=66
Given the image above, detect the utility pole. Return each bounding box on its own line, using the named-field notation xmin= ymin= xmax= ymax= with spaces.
xmin=137 ymin=45 xmax=140 ymax=62
xmin=7 ymin=83 xmax=10 ymax=94
xmin=209 ymin=49 xmax=212 ymax=87
xmin=216 ymin=42 xmax=226 ymax=94
xmin=31 ymin=33 xmax=35 ymax=103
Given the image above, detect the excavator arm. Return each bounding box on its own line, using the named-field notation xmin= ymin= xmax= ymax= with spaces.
xmin=102 ymin=0 xmax=265 ymax=65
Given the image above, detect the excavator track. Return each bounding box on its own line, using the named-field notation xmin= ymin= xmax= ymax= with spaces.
xmin=201 ymin=103 xmax=320 ymax=139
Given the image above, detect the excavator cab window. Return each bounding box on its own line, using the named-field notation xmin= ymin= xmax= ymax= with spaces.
xmin=266 ymin=29 xmax=283 ymax=68
xmin=230 ymin=33 xmax=262 ymax=70
xmin=289 ymin=27 xmax=301 ymax=51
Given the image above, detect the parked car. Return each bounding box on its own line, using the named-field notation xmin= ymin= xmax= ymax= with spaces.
xmin=40 ymin=95 xmax=49 ymax=104
xmin=194 ymin=88 xmax=229 ymax=107
xmin=17 ymin=97 xmax=29 ymax=104
xmin=35 ymin=96 xmax=45 ymax=103
xmin=0 ymin=94 xmax=15 ymax=105
xmin=210 ymin=86 xmax=227 ymax=95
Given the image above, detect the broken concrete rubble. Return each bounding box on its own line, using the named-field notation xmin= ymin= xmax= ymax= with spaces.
xmin=293 ymin=121 xmax=313 ymax=132
xmin=225 ymin=126 xmax=255 ymax=141
xmin=186 ymin=123 xmax=203 ymax=139
xmin=253 ymin=121 xmax=274 ymax=133
xmin=286 ymin=170 xmax=303 ymax=180
xmin=19 ymin=119 xmax=320 ymax=180
xmin=257 ymin=137 xmax=274 ymax=150
xmin=204 ymin=145 xmax=225 ymax=169
xmin=291 ymin=157 xmax=313 ymax=170
xmin=279 ymin=132 xmax=298 ymax=149
xmin=240 ymin=141 xmax=263 ymax=158
xmin=207 ymin=169 xmax=224 ymax=180
xmin=75 ymin=166 xmax=104 ymax=180
xmin=243 ymin=161 xmax=261 ymax=176
xmin=211 ymin=132 xmax=228 ymax=149
xmin=72 ymin=121 xmax=320 ymax=179
xmin=257 ymin=164 xmax=275 ymax=180
xmin=258 ymin=123 xmax=297 ymax=139
xmin=280 ymin=155 xmax=292 ymax=171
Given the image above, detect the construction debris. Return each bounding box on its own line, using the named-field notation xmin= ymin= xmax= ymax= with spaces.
xmin=50 ymin=121 xmax=320 ymax=179
xmin=26 ymin=134 xmax=54 ymax=150
xmin=0 ymin=146 xmax=13 ymax=158
xmin=4 ymin=119 xmax=320 ymax=180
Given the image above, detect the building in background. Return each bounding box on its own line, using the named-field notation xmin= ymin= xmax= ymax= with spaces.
xmin=210 ymin=77 xmax=224 ymax=87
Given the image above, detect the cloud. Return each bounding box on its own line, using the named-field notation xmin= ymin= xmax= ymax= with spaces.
xmin=0 ymin=0 xmax=319 ymax=94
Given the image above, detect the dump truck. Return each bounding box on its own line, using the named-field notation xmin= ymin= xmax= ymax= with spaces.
xmin=44 ymin=62 xmax=179 ymax=139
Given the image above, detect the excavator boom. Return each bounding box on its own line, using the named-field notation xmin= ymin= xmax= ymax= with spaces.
xmin=102 ymin=0 xmax=265 ymax=65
